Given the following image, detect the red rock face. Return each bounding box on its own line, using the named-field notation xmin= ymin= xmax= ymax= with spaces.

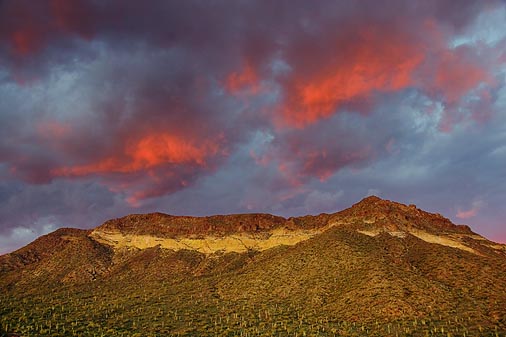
xmin=97 ymin=213 xmax=290 ymax=237
xmin=334 ymin=196 xmax=473 ymax=234
xmin=95 ymin=196 xmax=473 ymax=239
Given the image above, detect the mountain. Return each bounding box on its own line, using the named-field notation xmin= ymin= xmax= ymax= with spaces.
xmin=1 ymin=196 xmax=505 ymax=336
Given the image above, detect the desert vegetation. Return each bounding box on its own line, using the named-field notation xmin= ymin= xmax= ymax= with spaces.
xmin=1 ymin=276 xmax=505 ymax=337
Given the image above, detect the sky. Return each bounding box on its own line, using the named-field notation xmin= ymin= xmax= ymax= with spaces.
xmin=0 ymin=0 xmax=505 ymax=254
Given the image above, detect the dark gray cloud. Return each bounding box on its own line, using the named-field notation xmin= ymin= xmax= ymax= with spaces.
xmin=0 ymin=0 xmax=505 ymax=253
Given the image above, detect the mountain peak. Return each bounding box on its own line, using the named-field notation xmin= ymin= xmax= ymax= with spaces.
xmin=338 ymin=196 xmax=474 ymax=239
xmin=353 ymin=195 xmax=413 ymax=209
xmin=358 ymin=195 xmax=383 ymax=203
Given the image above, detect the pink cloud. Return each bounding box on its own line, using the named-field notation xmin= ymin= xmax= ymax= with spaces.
xmin=277 ymin=25 xmax=424 ymax=128
xmin=456 ymin=200 xmax=484 ymax=219
xmin=456 ymin=208 xmax=478 ymax=219
xmin=225 ymin=62 xmax=261 ymax=95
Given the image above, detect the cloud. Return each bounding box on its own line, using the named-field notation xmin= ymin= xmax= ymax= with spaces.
xmin=51 ymin=131 xmax=226 ymax=203
xmin=1 ymin=0 xmax=506 ymax=253
xmin=456 ymin=208 xmax=478 ymax=219
xmin=0 ymin=224 xmax=56 ymax=255
xmin=277 ymin=23 xmax=424 ymax=127
xmin=268 ymin=116 xmax=377 ymax=184
xmin=225 ymin=62 xmax=261 ymax=95
xmin=303 ymin=190 xmax=344 ymax=214
xmin=276 ymin=19 xmax=498 ymax=130
xmin=366 ymin=189 xmax=382 ymax=198
xmin=456 ymin=200 xmax=485 ymax=219
xmin=0 ymin=43 xmax=238 ymax=202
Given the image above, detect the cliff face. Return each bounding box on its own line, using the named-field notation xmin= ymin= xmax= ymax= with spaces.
xmin=95 ymin=212 xmax=290 ymax=236
xmin=84 ymin=196 xmax=500 ymax=256
xmin=92 ymin=196 xmax=471 ymax=238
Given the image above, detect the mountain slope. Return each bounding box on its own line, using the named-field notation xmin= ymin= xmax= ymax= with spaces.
xmin=1 ymin=196 xmax=505 ymax=336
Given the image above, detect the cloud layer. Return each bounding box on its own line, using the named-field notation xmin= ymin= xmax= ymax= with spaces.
xmin=1 ymin=0 xmax=505 ymax=253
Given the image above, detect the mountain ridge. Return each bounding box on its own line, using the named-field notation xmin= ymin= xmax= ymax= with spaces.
xmin=82 ymin=196 xmax=499 ymax=256
xmin=90 ymin=195 xmax=471 ymax=236
xmin=1 ymin=196 xmax=506 ymax=336
xmin=2 ymin=196 xmax=503 ymax=262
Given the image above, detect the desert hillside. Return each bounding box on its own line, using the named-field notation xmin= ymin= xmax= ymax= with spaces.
xmin=1 ymin=196 xmax=505 ymax=336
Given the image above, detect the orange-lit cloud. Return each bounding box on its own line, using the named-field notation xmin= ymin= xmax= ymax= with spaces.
xmin=456 ymin=208 xmax=478 ymax=219
xmin=225 ymin=62 xmax=260 ymax=94
xmin=274 ymin=21 xmax=495 ymax=130
xmin=300 ymin=146 xmax=372 ymax=182
xmin=1 ymin=0 xmax=505 ymax=250
xmin=53 ymin=132 xmax=222 ymax=177
xmin=432 ymin=49 xmax=492 ymax=103
xmin=456 ymin=200 xmax=484 ymax=220
xmin=272 ymin=145 xmax=372 ymax=189
xmin=279 ymin=28 xmax=424 ymax=127
xmin=268 ymin=119 xmax=375 ymax=186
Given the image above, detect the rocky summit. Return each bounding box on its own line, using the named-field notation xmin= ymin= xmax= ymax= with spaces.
xmin=1 ymin=196 xmax=505 ymax=336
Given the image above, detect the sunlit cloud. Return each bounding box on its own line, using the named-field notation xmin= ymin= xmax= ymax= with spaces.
xmin=0 ymin=0 xmax=505 ymax=253
xmin=457 ymin=200 xmax=485 ymax=220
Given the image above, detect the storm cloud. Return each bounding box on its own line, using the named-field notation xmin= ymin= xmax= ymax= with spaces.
xmin=1 ymin=0 xmax=505 ymax=253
